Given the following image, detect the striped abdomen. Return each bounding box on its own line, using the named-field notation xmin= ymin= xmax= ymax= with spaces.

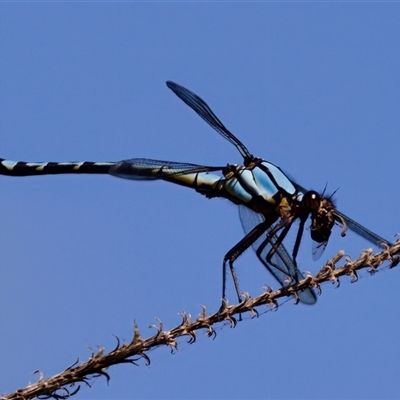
xmin=0 ymin=159 xmax=114 ymax=177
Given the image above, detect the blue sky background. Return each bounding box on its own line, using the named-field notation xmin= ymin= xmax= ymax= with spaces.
xmin=0 ymin=3 xmax=399 ymax=399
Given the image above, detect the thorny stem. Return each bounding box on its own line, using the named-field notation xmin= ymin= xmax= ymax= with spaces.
xmin=2 ymin=239 xmax=400 ymax=400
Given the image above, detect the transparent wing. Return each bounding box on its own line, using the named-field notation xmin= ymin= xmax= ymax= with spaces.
xmin=238 ymin=205 xmax=317 ymax=305
xmin=166 ymin=81 xmax=252 ymax=160
xmin=312 ymin=241 xmax=328 ymax=261
xmin=334 ymin=210 xmax=393 ymax=247
xmin=109 ymin=158 xmax=224 ymax=180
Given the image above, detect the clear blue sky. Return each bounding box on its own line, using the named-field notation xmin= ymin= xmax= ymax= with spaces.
xmin=1 ymin=3 xmax=399 ymax=399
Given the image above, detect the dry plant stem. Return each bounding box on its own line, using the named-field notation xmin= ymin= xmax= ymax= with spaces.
xmin=3 ymin=239 xmax=400 ymax=400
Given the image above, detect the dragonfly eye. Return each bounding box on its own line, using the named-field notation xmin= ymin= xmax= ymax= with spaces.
xmin=301 ymin=190 xmax=321 ymax=212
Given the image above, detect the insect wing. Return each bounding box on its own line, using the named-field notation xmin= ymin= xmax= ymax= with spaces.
xmin=110 ymin=158 xmax=224 ymax=180
xmin=238 ymin=205 xmax=317 ymax=305
xmin=312 ymin=240 xmax=328 ymax=261
xmin=166 ymin=81 xmax=252 ymax=160
xmin=334 ymin=210 xmax=393 ymax=248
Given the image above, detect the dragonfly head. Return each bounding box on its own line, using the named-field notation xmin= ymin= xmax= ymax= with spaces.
xmin=301 ymin=191 xmax=336 ymax=243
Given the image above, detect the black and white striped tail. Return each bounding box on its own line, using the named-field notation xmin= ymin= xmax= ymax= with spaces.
xmin=0 ymin=158 xmax=114 ymax=177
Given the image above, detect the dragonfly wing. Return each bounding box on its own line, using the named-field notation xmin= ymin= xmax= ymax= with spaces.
xmin=238 ymin=205 xmax=317 ymax=304
xmin=166 ymin=81 xmax=252 ymax=160
xmin=334 ymin=210 xmax=393 ymax=247
xmin=312 ymin=240 xmax=328 ymax=261
xmin=109 ymin=158 xmax=224 ymax=180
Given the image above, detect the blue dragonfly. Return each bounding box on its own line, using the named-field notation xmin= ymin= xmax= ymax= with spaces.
xmin=0 ymin=81 xmax=391 ymax=306
xmin=110 ymin=82 xmax=392 ymax=305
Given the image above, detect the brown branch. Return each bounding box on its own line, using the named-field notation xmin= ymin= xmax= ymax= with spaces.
xmin=2 ymin=238 xmax=400 ymax=400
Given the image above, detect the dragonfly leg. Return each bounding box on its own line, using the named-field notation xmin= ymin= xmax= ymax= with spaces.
xmin=261 ymin=223 xmax=295 ymax=283
xmin=254 ymin=229 xmax=317 ymax=305
xmin=221 ymin=220 xmax=271 ymax=304
xmin=256 ymin=243 xmax=290 ymax=285
xmin=266 ymin=223 xmax=294 ymax=273
xmin=292 ymin=216 xmax=307 ymax=269
xmin=222 ymin=258 xmax=242 ymax=305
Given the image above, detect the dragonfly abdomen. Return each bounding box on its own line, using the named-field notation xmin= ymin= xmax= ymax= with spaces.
xmin=0 ymin=159 xmax=113 ymax=177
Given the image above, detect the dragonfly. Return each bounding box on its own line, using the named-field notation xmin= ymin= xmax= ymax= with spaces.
xmin=0 ymin=82 xmax=392 ymax=306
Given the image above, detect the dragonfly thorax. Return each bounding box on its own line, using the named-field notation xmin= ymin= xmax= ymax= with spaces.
xmin=221 ymin=161 xmax=299 ymax=218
